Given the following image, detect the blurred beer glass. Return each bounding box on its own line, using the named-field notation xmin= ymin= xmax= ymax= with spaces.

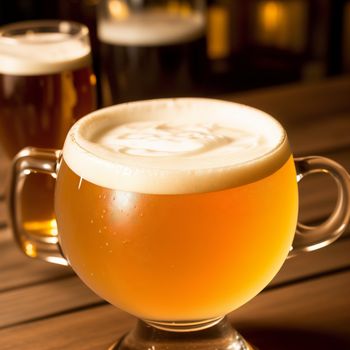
xmin=98 ymin=0 xmax=206 ymax=105
xmin=0 ymin=21 xmax=96 ymax=242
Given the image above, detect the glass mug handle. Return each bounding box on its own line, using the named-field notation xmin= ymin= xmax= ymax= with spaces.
xmin=9 ymin=147 xmax=68 ymax=266
xmin=289 ymin=156 xmax=350 ymax=257
xmin=9 ymin=150 xmax=350 ymax=265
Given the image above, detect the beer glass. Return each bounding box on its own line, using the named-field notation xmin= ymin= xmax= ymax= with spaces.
xmin=98 ymin=0 xmax=206 ymax=105
xmin=9 ymin=99 xmax=350 ymax=349
xmin=0 ymin=21 xmax=96 ymax=245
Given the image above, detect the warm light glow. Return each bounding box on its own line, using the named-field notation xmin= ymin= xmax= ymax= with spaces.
xmin=261 ymin=1 xmax=283 ymax=31
xmin=207 ymin=4 xmax=230 ymax=59
xmin=179 ymin=3 xmax=192 ymax=17
xmin=23 ymin=241 xmax=37 ymax=258
xmin=90 ymin=73 xmax=97 ymax=86
xmin=23 ymin=219 xmax=58 ymax=237
xmin=167 ymin=1 xmax=192 ymax=16
xmin=256 ymin=0 xmax=307 ymax=53
xmin=108 ymin=0 xmax=130 ymax=20
xmin=167 ymin=0 xmax=180 ymax=13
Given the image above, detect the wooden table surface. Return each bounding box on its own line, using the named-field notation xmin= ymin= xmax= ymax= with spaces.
xmin=1 ymin=76 xmax=350 ymax=350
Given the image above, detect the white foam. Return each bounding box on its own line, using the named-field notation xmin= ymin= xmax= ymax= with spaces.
xmin=0 ymin=32 xmax=91 ymax=75
xmin=63 ymin=98 xmax=291 ymax=194
xmin=98 ymin=12 xmax=205 ymax=46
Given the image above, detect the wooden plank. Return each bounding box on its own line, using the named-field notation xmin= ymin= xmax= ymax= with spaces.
xmin=0 ymin=276 xmax=101 ymax=329
xmin=222 ymin=75 xmax=350 ymax=124
xmin=270 ymin=237 xmax=350 ymax=286
xmin=0 ymin=270 xmax=349 ymax=349
xmin=0 ymin=305 xmax=133 ymax=350
xmin=232 ymin=270 xmax=350 ymax=347
xmin=288 ymin=112 xmax=350 ymax=156
xmin=240 ymin=327 xmax=350 ymax=350
xmin=0 ymin=228 xmax=72 ymax=292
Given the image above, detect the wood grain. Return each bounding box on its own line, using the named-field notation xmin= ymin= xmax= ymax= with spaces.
xmin=0 ymin=269 xmax=349 ymax=350
xmin=0 ymin=304 xmax=133 ymax=350
xmin=0 ymin=228 xmax=72 ymax=293
xmin=0 ymin=235 xmax=349 ymax=330
xmin=232 ymin=270 xmax=350 ymax=340
xmin=288 ymin=112 xmax=350 ymax=155
xmin=270 ymin=237 xmax=350 ymax=286
xmin=223 ymin=75 xmax=350 ymax=123
xmin=0 ymin=276 xmax=101 ymax=329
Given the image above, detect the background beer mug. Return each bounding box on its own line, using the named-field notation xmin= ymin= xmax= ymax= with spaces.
xmin=98 ymin=0 xmax=206 ymax=105
xmin=0 ymin=21 xmax=96 ymax=245
xmin=9 ymin=99 xmax=350 ymax=349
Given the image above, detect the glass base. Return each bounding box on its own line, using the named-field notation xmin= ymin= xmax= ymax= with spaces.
xmin=109 ymin=317 xmax=256 ymax=350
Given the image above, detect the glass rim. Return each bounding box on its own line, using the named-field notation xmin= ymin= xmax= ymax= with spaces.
xmin=0 ymin=20 xmax=89 ymax=45
xmin=63 ymin=98 xmax=290 ymax=195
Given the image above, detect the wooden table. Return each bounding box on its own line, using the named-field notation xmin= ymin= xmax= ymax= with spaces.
xmin=1 ymin=76 xmax=350 ymax=349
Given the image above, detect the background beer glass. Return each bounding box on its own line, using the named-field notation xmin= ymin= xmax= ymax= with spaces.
xmin=98 ymin=0 xmax=206 ymax=105
xmin=0 ymin=21 xmax=96 ymax=250
xmin=9 ymin=99 xmax=350 ymax=349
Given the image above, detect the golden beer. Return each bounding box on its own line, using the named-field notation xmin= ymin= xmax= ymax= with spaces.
xmin=0 ymin=21 xmax=96 ymax=237
xmin=55 ymin=99 xmax=298 ymax=321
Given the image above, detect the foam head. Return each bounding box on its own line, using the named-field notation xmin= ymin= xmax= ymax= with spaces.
xmin=63 ymin=98 xmax=290 ymax=194
xmin=0 ymin=21 xmax=91 ymax=75
xmin=98 ymin=11 xmax=205 ymax=46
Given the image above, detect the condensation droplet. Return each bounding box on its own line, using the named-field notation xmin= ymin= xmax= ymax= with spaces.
xmin=98 ymin=229 xmax=102 ymax=233
xmin=103 ymin=226 xmax=107 ymax=230
xmin=90 ymin=219 xmax=94 ymax=224
xmin=98 ymin=194 xmax=102 ymax=199
xmin=102 ymin=209 xmax=107 ymax=214
xmin=105 ymin=242 xmax=109 ymax=246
